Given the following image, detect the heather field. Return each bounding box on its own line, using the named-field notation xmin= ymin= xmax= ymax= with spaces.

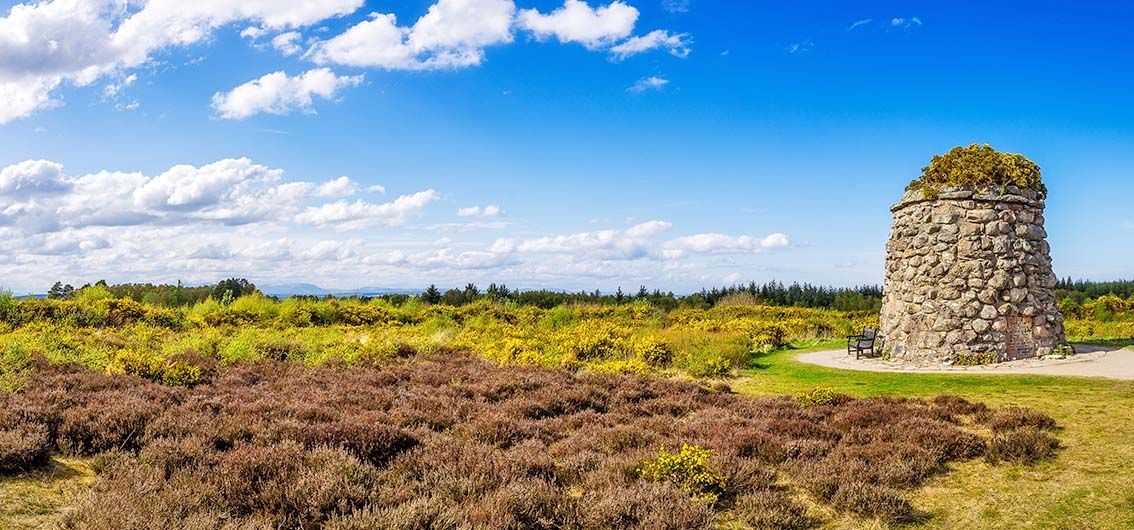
xmin=2 ymin=353 xmax=1059 ymax=530
xmin=1 ymin=293 xmax=1132 ymax=528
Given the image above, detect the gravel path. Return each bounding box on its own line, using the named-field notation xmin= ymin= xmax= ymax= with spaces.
xmin=797 ymin=345 xmax=1134 ymax=379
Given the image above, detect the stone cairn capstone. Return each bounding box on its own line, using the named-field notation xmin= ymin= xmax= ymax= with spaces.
xmin=879 ymin=186 xmax=1065 ymax=363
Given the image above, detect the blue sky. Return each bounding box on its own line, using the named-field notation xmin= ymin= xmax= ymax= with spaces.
xmin=1 ymin=0 xmax=1132 ymax=294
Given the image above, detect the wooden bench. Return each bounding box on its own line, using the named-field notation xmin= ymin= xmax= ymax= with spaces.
xmin=847 ymin=328 xmax=879 ymax=358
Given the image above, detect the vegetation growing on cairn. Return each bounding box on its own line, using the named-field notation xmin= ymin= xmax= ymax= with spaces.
xmin=908 ymin=143 xmax=1045 ymax=199
xmin=0 ymin=354 xmax=1059 ymax=528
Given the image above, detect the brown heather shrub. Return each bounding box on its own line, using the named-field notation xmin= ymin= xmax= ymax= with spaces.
xmin=984 ymin=406 xmax=1059 ymax=433
xmin=733 ymin=489 xmax=814 ymax=530
xmin=300 ymin=421 xmax=418 ymax=465
xmin=986 ymin=427 xmax=1061 ymax=465
xmin=830 ymin=482 xmax=917 ymax=522
xmin=5 ymin=353 xmax=1060 ymax=528
xmin=0 ymin=423 xmax=52 ymax=473
xmin=930 ymin=394 xmax=991 ymax=418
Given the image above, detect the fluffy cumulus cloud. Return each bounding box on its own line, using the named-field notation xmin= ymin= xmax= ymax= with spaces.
xmin=662 ymin=232 xmax=790 ymax=259
xmin=0 ymin=159 xmax=69 ymax=195
xmin=516 ymin=0 xmax=637 ymax=49
xmin=0 ymin=157 xmax=437 ymax=235
xmin=306 ymin=0 xmax=517 ymax=70
xmin=315 ymin=177 xmax=360 ymax=198
xmin=0 ymin=0 xmax=364 ymax=123
xmin=270 ymin=31 xmax=303 ymax=56
xmin=497 ymin=220 xmax=669 ymax=260
xmin=294 ymin=190 xmax=440 ymax=230
xmin=0 ymin=0 xmax=694 ymax=122
xmin=0 ymin=156 xmax=801 ymax=292
xmin=211 ymin=68 xmax=363 ymax=119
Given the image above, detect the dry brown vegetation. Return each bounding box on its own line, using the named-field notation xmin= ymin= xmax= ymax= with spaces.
xmin=0 ymin=355 xmax=1059 ymax=529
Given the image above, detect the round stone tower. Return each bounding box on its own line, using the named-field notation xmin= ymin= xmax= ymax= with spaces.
xmin=880 ymin=153 xmax=1066 ymax=363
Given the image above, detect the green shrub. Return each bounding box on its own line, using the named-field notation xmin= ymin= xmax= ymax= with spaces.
xmin=909 ymin=143 xmax=1045 ymax=199
xmin=634 ymin=336 xmax=673 ymax=367
xmin=750 ymin=323 xmax=788 ymax=353
xmin=161 ymin=362 xmax=203 ymax=387
xmin=952 ymin=351 xmax=999 ymax=366
xmin=684 ymin=351 xmax=732 ymax=378
xmin=0 ymin=290 xmax=17 ymax=324
xmin=74 ymin=286 xmax=115 ymax=303
xmin=0 ymin=342 xmax=33 ymax=392
xmin=796 ymin=387 xmax=849 ymax=407
xmin=557 ymin=321 xmax=631 ymax=361
xmin=637 ymin=444 xmax=728 ymax=504
xmin=109 ymin=349 xmax=201 ymax=387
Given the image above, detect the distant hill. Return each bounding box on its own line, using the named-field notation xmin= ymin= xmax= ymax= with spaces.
xmin=258 ymin=283 xmax=422 ymax=298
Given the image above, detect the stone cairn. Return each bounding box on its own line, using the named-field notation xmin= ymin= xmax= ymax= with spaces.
xmin=879 ymin=186 xmax=1065 ymax=363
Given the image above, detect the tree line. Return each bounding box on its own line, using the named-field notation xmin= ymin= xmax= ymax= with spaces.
xmin=35 ymin=277 xmax=1130 ymax=312
xmin=45 ymin=278 xmax=258 ymax=306
xmin=1055 ymin=278 xmax=1134 ymax=303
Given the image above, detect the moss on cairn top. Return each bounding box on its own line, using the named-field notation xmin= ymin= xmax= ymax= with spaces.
xmin=908 ymin=144 xmax=1045 ymax=199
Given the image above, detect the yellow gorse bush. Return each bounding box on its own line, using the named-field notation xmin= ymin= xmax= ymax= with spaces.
xmin=12 ymin=291 xmax=1076 ymax=386
xmin=637 ymin=444 xmax=728 ymax=504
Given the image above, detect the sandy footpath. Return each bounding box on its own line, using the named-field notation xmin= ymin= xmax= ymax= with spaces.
xmin=797 ymin=345 xmax=1134 ymax=379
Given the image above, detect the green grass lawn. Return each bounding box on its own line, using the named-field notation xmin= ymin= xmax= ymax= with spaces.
xmin=733 ymin=340 xmax=1134 ymax=529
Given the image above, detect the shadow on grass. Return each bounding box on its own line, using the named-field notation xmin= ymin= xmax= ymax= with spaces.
xmin=4 ymin=458 xmax=85 ymax=483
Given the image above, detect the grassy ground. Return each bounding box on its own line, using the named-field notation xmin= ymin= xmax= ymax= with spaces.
xmin=733 ymin=340 xmax=1134 ymax=529
xmin=0 ymin=457 xmax=95 ymax=529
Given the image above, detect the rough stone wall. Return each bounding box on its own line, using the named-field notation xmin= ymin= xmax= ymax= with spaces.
xmin=879 ymin=186 xmax=1065 ymax=363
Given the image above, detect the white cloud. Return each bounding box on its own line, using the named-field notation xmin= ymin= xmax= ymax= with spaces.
xmin=0 ymin=157 xmax=430 ymax=235
xmin=787 ymin=41 xmax=813 ymax=54
xmin=890 ymin=17 xmax=923 ymax=28
xmin=308 ymin=0 xmax=516 ymax=70
xmin=662 ymin=232 xmax=790 ymax=259
xmin=103 ymin=73 xmax=137 ymax=98
xmin=661 ymin=0 xmax=690 ymax=14
xmin=432 ymin=220 xmax=509 ymax=232
xmin=512 ymin=220 xmax=668 ymax=260
xmin=406 ymin=247 xmax=517 ymax=269
xmin=457 ymin=204 xmax=504 ymax=217
xmin=271 ymin=31 xmax=303 ymax=56
xmin=367 ymin=184 xmax=387 ymax=193
xmin=517 ymin=0 xmax=638 ymax=49
xmin=627 ymin=75 xmax=668 ymax=93
xmin=240 ymin=26 xmax=267 ymax=40
xmin=624 ymin=219 xmax=671 ymax=238
xmin=0 ymin=0 xmax=365 ymax=123
xmin=0 ymin=0 xmax=693 ymax=123
xmin=300 ymin=239 xmax=359 ymax=261
xmin=211 ymin=68 xmax=363 ymax=119
xmin=609 ymin=30 xmax=690 ymax=60
xmin=133 ymin=158 xmax=283 ymax=211
xmin=294 ymin=190 xmax=440 ymax=230
xmin=848 ymin=18 xmax=872 ymax=30
xmin=0 ymin=159 xmax=69 ymax=196
xmin=315 ymin=176 xmax=360 ymax=197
